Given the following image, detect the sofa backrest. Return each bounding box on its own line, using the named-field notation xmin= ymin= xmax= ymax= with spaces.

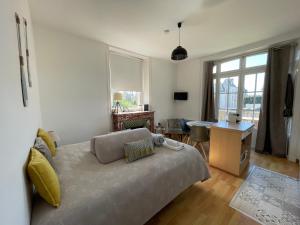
xmin=91 ymin=128 xmax=152 ymax=164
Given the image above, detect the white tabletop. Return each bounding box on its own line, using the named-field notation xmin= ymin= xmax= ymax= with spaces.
xmin=186 ymin=120 xmax=254 ymax=132
xmin=211 ymin=121 xmax=254 ymax=132
xmin=186 ymin=121 xmax=216 ymax=128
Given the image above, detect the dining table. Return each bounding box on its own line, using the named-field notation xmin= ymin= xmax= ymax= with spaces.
xmin=186 ymin=120 xmax=254 ymax=176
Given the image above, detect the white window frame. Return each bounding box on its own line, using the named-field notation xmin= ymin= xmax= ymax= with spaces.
xmin=213 ymin=51 xmax=267 ymax=122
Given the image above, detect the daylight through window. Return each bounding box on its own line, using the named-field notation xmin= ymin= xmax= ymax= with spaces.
xmin=213 ymin=52 xmax=267 ymax=126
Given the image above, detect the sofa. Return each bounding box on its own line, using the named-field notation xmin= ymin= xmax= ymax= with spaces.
xmin=31 ymin=128 xmax=210 ymax=225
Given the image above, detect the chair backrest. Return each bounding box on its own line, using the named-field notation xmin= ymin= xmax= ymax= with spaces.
xmin=190 ymin=126 xmax=209 ymax=143
xmin=167 ymin=119 xmax=181 ymax=129
xmin=179 ymin=119 xmax=191 ymax=133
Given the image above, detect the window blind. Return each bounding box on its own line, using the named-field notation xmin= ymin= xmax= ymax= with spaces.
xmin=110 ymin=52 xmax=143 ymax=92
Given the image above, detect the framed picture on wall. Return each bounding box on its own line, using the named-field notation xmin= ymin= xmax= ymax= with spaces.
xmin=15 ymin=12 xmax=28 ymax=107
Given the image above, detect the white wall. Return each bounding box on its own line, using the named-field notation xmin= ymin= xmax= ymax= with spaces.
xmin=150 ymin=58 xmax=176 ymax=124
xmin=175 ymin=59 xmax=204 ymax=120
xmin=34 ymin=26 xmax=111 ymax=145
xmin=34 ymin=26 xmax=176 ymax=144
xmin=0 ymin=0 xmax=41 ymax=225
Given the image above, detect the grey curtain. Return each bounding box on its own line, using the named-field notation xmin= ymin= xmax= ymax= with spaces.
xmin=255 ymin=45 xmax=291 ymax=156
xmin=201 ymin=61 xmax=216 ymax=122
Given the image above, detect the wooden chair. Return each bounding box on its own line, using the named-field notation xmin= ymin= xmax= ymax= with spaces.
xmin=163 ymin=119 xmax=191 ymax=143
xmin=189 ymin=126 xmax=209 ymax=160
xmin=165 ymin=119 xmax=184 ymax=141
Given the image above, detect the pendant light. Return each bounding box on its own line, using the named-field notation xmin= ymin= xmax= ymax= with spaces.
xmin=171 ymin=22 xmax=188 ymax=60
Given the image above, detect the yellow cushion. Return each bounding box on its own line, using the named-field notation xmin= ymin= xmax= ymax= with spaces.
xmin=27 ymin=148 xmax=61 ymax=207
xmin=37 ymin=128 xmax=56 ymax=156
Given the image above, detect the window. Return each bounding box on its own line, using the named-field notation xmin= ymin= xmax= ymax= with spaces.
xmin=220 ymin=59 xmax=240 ymax=72
xmin=242 ymin=73 xmax=265 ymax=126
xmin=218 ymin=76 xmax=239 ymax=121
xmin=213 ymin=52 xmax=267 ymax=125
xmin=245 ymin=53 xmax=268 ymax=68
xmin=112 ymin=91 xmax=142 ymax=111
xmin=213 ymin=65 xmax=217 ymax=74
xmin=109 ymin=51 xmax=144 ymax=111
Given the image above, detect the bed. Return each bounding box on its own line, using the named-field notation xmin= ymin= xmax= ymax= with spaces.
xmin=31 ymin=140 xmax=210 ymax=225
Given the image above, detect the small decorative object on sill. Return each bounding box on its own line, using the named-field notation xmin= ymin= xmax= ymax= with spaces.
xmin=112 ymin=92 xmax=124 ymax=114
xmin=23 ymin=17 xmax=32 ymax=87
xmin=144 ymin=104 xmax=149 ymax=111
xmin=15 ymin=12 xmax=28 ymax=107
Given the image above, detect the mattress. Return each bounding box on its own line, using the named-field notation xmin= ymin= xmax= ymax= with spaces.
xmin=31 ymin=140 xmax=210 ymax=225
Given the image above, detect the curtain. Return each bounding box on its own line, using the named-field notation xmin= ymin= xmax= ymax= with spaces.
xmin=201 ymin=61 xmax=216 ymax=122
xmin=255 ymin=45 xmax=292 ymax=156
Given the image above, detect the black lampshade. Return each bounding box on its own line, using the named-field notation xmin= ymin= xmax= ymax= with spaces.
xmin=171 ymin=22 xmax=188 ymax=61
xmin=171 ymin=45 xmax=188 ymax=60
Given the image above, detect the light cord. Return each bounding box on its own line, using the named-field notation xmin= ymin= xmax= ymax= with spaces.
xmin=179 ymin=27 xmax=181 ymax=46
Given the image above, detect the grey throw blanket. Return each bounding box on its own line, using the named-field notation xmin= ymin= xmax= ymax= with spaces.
xmin=31 ymin=141 xmax=210 ymax=225
xmin=152 ymin=133 xmax=165 ymax=146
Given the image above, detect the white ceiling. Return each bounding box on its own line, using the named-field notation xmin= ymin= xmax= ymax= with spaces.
xmin=29 ymin=0 xmax=300 ymax=60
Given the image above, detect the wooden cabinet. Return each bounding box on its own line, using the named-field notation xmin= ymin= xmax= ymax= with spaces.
xmin=209 ymin=121 xmax=254 ymax=176
xmin=112 ymin=111 xmax=155 ymax=132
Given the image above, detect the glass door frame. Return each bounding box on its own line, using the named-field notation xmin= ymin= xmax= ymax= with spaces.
xmin=213 ymin=51 xmax=267 ymax=122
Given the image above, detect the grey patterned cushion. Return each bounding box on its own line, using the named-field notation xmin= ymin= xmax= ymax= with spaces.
xmin=124 ymin=138 xmax=154 ymax=162
xmin=34 ymin=137 xmax=54 ymax=167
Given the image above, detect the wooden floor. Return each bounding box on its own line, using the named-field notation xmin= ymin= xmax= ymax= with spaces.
xmin=146 ymin=151 xmax=299 ymax=225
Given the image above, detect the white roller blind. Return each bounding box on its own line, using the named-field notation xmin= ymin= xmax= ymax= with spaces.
xmin=110 ymin=52 xmax=143 ymax=92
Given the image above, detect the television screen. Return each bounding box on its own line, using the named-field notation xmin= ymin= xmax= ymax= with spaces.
xmin=174 ymin=92 xmax=188 ymax=100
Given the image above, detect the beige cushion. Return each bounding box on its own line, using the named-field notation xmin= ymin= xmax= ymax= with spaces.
xmin=91 ymin=128 xmax=152 ymax=164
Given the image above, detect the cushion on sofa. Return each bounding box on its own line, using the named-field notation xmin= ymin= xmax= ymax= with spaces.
xmin=27 ymin=148 xmax=61 ymax=207
xmin=124 ymin=137 xmax=154 ymax=162
xmin=34 ymin=137 xmax=55 ymax=167
xmin=37 ymin=128 xmax=57 ymax=156
xmin=91 ymin=128 xmax=152 ymax=164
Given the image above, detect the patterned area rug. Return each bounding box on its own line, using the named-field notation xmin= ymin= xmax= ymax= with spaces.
xmin=230 ymin=166 xmax=300 ymax=225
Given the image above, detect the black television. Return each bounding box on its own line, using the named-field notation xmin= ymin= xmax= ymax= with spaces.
xmin=174 ymin=92 xmax=188 ymax=100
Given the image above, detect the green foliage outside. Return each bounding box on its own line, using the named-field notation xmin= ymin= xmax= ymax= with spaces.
xmin=119 ymin=99 xmax=137 ymax=108
xmin=243 ymin=95 xmax=262 ymax=105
